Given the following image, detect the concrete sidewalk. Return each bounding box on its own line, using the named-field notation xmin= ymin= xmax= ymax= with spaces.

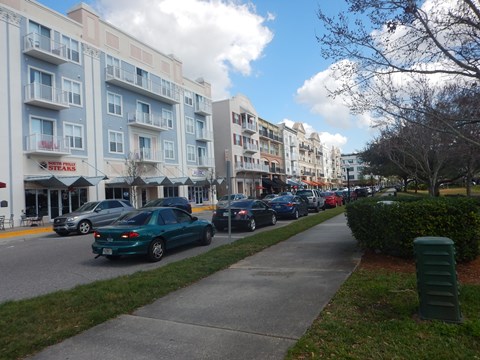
xmin=28 ymin=214 xmax=361 ymax=360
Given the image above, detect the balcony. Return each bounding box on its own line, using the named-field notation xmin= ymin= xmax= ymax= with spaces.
xmin=197 ymin=157 xmax=215 ymax=167
xmin=194 ymin=99 xmax=212 ymax=115
xmin=23 ymin=33 xmax=67 ymax=65
xmin=105 ymin=66 xmax=181 ymax=104
xmin=25 ymin=134 xmax=70 ymax=156
xmin=243 ymin=143 xmax=259 ymax=154
xmin=196 ymin=129 xmax=213 ymax=142
xmin=127 ymin=112 xmax=169 ymax=131
xmin=24 ymin=83 xmax=69 ymax=110
xmin=131 ymin=148 xmax=163 ymax=163
xmin=235 ymin=162 xmax=269 ymax=173
xmin=242 ymin=122 xmax=257 ymax=134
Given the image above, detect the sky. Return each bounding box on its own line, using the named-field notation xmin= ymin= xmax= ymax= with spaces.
xmin=35 ymin=0 xmax=379 ymax=154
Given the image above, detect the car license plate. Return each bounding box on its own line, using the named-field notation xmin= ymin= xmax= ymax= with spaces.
xmin=102 ymin=248 xmax=113 ymax=255
xmin=223 ymin=212 xmax=229 ymax=217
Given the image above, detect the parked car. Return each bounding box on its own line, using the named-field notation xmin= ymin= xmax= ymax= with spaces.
xmin=355 ymin=187 xmax=370 ymax=197
xmin=92 ymin=207 xmax=214 ymax=262
xmin=212 ymin=199 xmax=277 ymax=231
xmin=295 ymin=189 xmax=325 ymax=212
xmin=269 ymin=195 xmax=309 ymax=219
xmin=216 ymin=193 xmax=247 ymax=208
xmin=321 ymin=191 xmax=343 ymax=208
xmin=143 ymin=197 xmax=192 ymax=213
xmin=53 ymin=199 xmax=134 ymax=236
xmin=261 ymin=193 xmax=278 ymax=206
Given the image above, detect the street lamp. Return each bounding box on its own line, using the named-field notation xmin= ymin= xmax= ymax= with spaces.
xmin=346 ymin=167 xmax=351 ymax=203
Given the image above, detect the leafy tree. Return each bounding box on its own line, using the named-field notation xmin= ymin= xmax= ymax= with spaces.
xmin=317 ymin=0 xmax=480 ymax=147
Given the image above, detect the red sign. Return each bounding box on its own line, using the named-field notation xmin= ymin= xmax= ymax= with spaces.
xmin=47 ymin=161 xmax=76 ymax=172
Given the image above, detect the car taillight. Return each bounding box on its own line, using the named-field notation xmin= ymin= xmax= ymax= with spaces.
xmin=121 ymin=232 xmax=140 ymax=239
xmin=238 ymin=210 xmax=248 ymax=215
xmin=94 ymin=231 xmax=101 ymax=238
xmin=286 ymin=203 xmax=294 ymax=207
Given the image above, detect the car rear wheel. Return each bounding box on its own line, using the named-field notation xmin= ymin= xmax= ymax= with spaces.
xmin=292 ymin=209 xmax=299 ymax=219
xmin=77 ymin=220 xmax=91 ymax=235
xmin=247 ymin=218 xmax=256 ymax=232
xmin=147 ymin=238 xmax=165 ymax=262
xmin=199 ymin=227 xmax=213 ymax=246
xmin=270 ymin=213 xmax=277 ymax=226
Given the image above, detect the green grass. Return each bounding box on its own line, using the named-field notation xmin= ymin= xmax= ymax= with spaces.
xmin=286 ymin=269 xmax=480 ymax=360
xmin=0 ymin=207 xmax=345 ymax=360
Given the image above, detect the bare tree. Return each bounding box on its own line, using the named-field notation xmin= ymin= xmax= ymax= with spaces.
xmin=317 ymin=0 xmax=480 ymax=146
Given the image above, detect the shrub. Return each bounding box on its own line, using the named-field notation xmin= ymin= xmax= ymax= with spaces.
xmin=345 ymin=197 xmax=480 ymax=262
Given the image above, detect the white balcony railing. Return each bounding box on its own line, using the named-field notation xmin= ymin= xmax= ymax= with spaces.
xmin=243 ymin=143 xmax=259 ymax=153
xmin=23 ymin=32 xmax=67 ymax=64
xmin=195 ymin=99 xmax=212 ymax=115
xmin=197 ymin=157 xmax=215 ymax=167
xmin=234 ymin=162 xmax=269 ymax=172
xmin=131 ymin=147 xmax=163 ymax=163
xmin=127 ymin=112 xmax=169 ymax=131
xmin=24 ymin=83 xmax=69 ymax=110
xmin=196 ymin=129 xmax=213 ymax=142
xmin=25 ymin=134 xmax=70 ymax=154
xmin=242 ymin=122 xmax=257 ymax=133
xmin=105 ymin=66 xmax=181 ymax=104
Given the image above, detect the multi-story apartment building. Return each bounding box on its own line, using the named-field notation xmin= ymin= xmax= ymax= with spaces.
xmin=341 ymin=153 xmax=365 ymax=185
xmin=258 ymin=118 xmax=287 ymax=193
xmin=0 ymin=1 xmax=214 ymax=222
xmin=212 ymin=94 xmax=267 ymax=197
xmin=331 ymin=146 xmax=342 ymax=187
xmin=278 ymin=123 xmax=300 ymax=187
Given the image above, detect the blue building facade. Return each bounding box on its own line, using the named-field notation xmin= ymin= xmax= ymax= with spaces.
xmin=0 ymin=1 xmax=215 ymax=223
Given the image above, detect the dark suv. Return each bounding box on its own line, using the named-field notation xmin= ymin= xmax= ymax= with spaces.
xmin=296 ymin=189 xmax=325 ymax=212
xmin=143 ymin=197 xmax=192 ymax=213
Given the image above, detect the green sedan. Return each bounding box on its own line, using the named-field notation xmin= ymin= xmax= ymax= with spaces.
xmin=92 ymin=207 xmax=214 ymax=262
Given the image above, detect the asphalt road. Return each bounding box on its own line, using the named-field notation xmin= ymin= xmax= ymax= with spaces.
xmin=0 ymin=211 xmax=295 ymax=303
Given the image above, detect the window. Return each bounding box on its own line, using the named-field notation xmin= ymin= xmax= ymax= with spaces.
xmin=136 ymin=67 xmax=149 ymax=88
xmin=31 ymin=117 xmax=54 ymax=136
xmin=136 ymin=101 xmax=150 ymax=123
xmin=185 ymin=117 xmax=194 ymax=134
xmin=232 ymin=112 xmax=240 ymax=124
xmin=138 ymin=136 xmax=152 ymax=160
xmin=64 ymin=123 xmax=83 ymax=149
xmin=107 ymin=92 xmax=122 ymax=115
xmin=28 ymin=21 xmax=50 ymax=50
xmin=63 ymin=78 xmax=82 ymax=106
xmin=106 ymin=55 xmax=121 ymax=78
xmin=109 ymin=131 xmax=124 ymax=154
xmin=30 ymin=68 xmax=53 ymax=101
xmin=184 ymin=91 xmax=193 ymax=106
xmin=162 ymin=109 xmax=174 ymax=128
xmin=233 ymin=133 xmax=242 ymax=146
xmin=187 ymin=145 xmax=196 ymax=162
xmin=164 ymin=141 xmax=174 ymax=160
xmin=62 ymin=35 xmax=80 ymax=63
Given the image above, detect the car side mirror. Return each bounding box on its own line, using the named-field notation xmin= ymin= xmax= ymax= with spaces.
xmin=192 ymin=216 xmax=198 ymax=221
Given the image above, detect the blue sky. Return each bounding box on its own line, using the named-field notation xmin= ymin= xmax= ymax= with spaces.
xmin=35 ymin=0 xmax=376 ymax=154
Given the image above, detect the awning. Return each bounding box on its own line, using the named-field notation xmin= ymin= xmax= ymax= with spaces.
xmin=302 ymin=180 xmax=318 ymax=187
xmin=144 ymin=176 xmax=173 ymax=186
xmin=0 ymin=182 xmax=6 ymax=188
xmin=262 ymin=178 xmax=273 ymax=186
xmin=287 ymin=179 xmax=302 ymax=187
xmin=25 ymin=175 xmax=106 ymax=188
xmin=272 ymin=178 xmax=286 ymax=186
xmin=169 ymin=177 xmax=194 ymax=186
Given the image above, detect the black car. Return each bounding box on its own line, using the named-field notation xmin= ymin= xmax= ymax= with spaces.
xmin=143 ymin=197 xmax=192 ymax=213
xmin=212 ymin=199 xmax=277 ymax=232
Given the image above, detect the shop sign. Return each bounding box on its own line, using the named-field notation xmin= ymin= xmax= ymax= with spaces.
xmin=42 ymin=161 xmax=77 ymax=172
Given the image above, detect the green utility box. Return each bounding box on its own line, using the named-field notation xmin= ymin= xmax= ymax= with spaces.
xmin=413 ymin=236 xmax=462 ymax=323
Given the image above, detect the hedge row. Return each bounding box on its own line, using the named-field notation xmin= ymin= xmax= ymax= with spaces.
xmin=345 ymin=197 xmax=480 ymax=262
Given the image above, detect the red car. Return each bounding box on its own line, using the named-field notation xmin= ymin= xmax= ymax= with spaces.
xmin=321 ymin=191 xmax=343 ymax=208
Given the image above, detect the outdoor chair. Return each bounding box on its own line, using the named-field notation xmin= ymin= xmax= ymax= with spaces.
xmin=4 ymin=214 xmax=14 ymax=228
xmin=0 ymin=215 xmax=5 ymax=230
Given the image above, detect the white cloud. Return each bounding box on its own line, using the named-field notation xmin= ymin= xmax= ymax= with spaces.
xmin=95 ymin=0 xmax=273 ymax=99
xmin=295 ymin=62 xmax=369 ymax=130
xmin=280 ymin=119 xmax=347 ymax=150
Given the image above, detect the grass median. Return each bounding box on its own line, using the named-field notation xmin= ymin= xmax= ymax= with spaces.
xmin=286 ymin=262 xmax=480 ymax=359
xmin=0 ymin=207 xmax=345 ymax=360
